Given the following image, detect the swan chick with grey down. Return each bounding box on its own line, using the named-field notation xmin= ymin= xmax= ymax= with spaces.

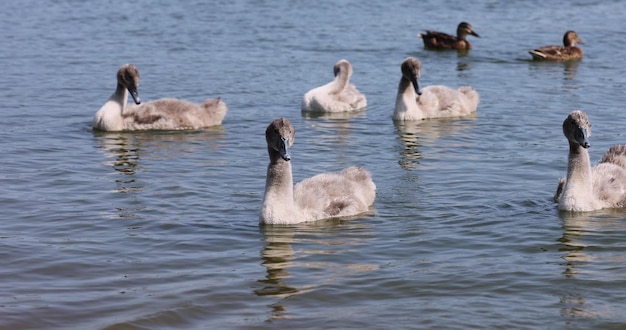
xmin=302 ymin=59 xmax=367 ymax=113
xmin=260 ymin=118 xmax=376 ymax=224
xmin=394 ymin=57 xmax=479 ymax=121
xmin=556 ymin=110 xmax=626 ymax=211
xmin=93 ymin=64 xmax=227 ymax=131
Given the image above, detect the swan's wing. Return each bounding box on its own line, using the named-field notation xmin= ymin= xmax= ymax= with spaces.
xmin=293 ymin=167 xmax=375 ymax=218
xmin=600 ymin=145 xmax=626 ymax=170
xmin=123 ymin=98 xmax=202 ymax=130
xmin=336 ymin=84 xmax=367 ymax=110
xmin=592 ymin=163 xmax=626 ymax=207
xmin=418 ymin=86 xmax=466 ymax=118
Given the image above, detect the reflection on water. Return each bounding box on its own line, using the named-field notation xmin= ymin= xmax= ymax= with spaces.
xmin=301 ymin=110 xmax=367 ymax=121
xmin=302 ymin=111 xmax=366 ymax=163
xmin=92 ymin=128 xmax=226 ymax=218
xmin=528 ymin=60 xmax=580 ymax=83
xmin=393 ymin=116 xmax=476 ymax=171
xmin=94 ymin=132 xmax=143 ymax=194
xmin=556 ymin=209 xmax=626 ymax=319
xmin=256 ymin=219 xmax=377 ymax=322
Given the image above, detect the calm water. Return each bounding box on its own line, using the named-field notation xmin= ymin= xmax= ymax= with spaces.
xmin=2 ymin=0 xmax=626 ymax=329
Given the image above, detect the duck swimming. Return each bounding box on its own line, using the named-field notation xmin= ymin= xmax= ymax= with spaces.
xmin=418 ymin=22 xmax=480 ymax=51
xmin=529 ymin=31 xmax=584 ymax=61
xmin=93 ymin=64 xmax=228 ymax=131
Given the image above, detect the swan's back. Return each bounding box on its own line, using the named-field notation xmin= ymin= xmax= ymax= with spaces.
xmin=419 ymin=85 xmax=479 ymax=118
xmin=293 ymin=166 xmax=376 ymax=219
xmin=124 ymin=97 xmax=227 ymax=130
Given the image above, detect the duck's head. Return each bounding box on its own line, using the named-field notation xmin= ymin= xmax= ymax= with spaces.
xmin=401 ymin=57 xmax=422 ymax=95
xmin=457 ymin=22 xmax=480 ymax=39
xmin=563 ymin=31 xmax=583 ymax=47
xmin=117 ymin=64 xmax=141 ymax=105
xmin=563 ymin=110 xmax=591 ymax=149
xmin=266 ymin=117 xmax=295 ymax=161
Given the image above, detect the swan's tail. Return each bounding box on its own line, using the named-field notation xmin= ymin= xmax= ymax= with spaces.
xmin=201 ymin=97 xmax=228 ymax=125
xmin=459 ymin=86 xmax=480 ymax=110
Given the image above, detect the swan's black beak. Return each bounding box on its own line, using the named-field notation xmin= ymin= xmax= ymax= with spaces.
xmin=279 ymin=137 xmax=291 ymax=161
xmin=128 ymin=86 xmax=141 ymax=105
xmin=577 ymin=127 xmax=590 ymax=149
xmin=411 ymin=76 xmax=422 ymax=96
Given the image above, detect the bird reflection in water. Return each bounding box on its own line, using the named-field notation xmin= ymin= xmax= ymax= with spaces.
xmin=556 ymin=210 xmax=626 ymax=319
xmin=394 ymin=117 xmax=476 ymax=171
xmin=255 ymin=219 xmax=376 ymax=322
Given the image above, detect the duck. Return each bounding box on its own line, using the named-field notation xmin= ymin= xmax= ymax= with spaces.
xmin=556 ymin=110 xmax=626 ymax=212
xmin=418 ymin=22 xmax=480 ymax=51
xmin=529 ymin=31 xmax=584 ymax=61
xmin=260 ymin=117 xmax=376 ymax=225
xmin=393 ymin=57 xmax=479 ymax=121
xmin=301 ymin=59 xmax=367 ymax=113
xmin=93 ymin=64 xmax=228 ymax=131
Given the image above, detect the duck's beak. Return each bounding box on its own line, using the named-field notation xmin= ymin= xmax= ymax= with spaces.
xmin=278 ymin=137 xmax=291 ymax=161
xmin=127 ymin=85 xmax=141 ymax=105
xmin=411 ymin=76 xmax=422 ymax=96
xmin=470 ymin=30 xmax=480 ymax=38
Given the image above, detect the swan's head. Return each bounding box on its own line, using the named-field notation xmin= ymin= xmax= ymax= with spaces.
xmin=117 ymin=64 xmax=141 ymax=105
xmin=266 ymin=117 xmax=295 ymax=161
xmin=563 ymin=31 xmax=583 ymax=47
xmin=401 ymin=57 xmax=422 ymax=95
xmin=457 ymin=22 xmax=480 ymax=39
xmin=563 ymin=110 xmax=591 ymax=149
xmin=333 ymin=59 xmax=353 ymax=78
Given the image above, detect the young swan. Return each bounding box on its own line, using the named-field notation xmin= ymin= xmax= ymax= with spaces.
xmin=419 ymin=22 xmax=480 ymax=51
xmin=301 ymin=59 xmax=367 ymax=113
xmin=557 ymin=110 xmax=626 ymax=211
xmin=393 ymin=57 xmax=479 ymax=121
xmin=93 ymin=64 xmax=228 ymax=131
xmin=260 ymin=118 xmax=376 ymax=225
xmin=529 ymin=31 xmax=584 ymax=61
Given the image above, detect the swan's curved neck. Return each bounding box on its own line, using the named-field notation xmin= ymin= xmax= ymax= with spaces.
xmin=397 ymin=77 xmax=414 ymax=97
xmin=94 ymin=83 xmax=129 ymax=131
xmin=332 ymin=71 xmax=350 ymax=93
xmin=112 ymin=83 xmax=129 ymax=114
xmin=566 ymin=144 xmax=592 ymax=187
xmin=394 ymin=77 xmax=421 ymax=120
xmin=261 ymin=148 xmax=297 ymax=223
xmin=561 ymin=142 xmax=595 ymax=209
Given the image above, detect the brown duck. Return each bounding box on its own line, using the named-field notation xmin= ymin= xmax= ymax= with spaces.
xmin=418 ymin=22 xmax=480 ymax=51
xmin=529 ymin=31 xmax=584 ymax=61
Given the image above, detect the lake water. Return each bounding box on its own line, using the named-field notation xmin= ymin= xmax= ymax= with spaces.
xmin=2 ymin=0 xmax=626 ymax=329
